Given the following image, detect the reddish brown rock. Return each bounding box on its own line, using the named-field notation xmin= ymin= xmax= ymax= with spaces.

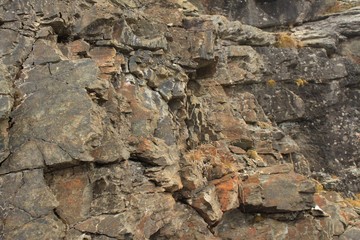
xmin=181 ymin=143 xmax=239 ymax=191
xmin=314 ymin=191 xmax=360 ymax=237
xmin=48 ymin=166 xmax=92 ymax=225
xmin=212 ymin=174 xmax=240 ymax=211
xmin=64 ymin=39 xmax=90 ymax=59
xmin=88 ymin=47 xmax=116 ymax=67
xmin=131 ymin=137 xmax=182 ymax=191
xmin=229 ymin=145 xmax=247 ymax=155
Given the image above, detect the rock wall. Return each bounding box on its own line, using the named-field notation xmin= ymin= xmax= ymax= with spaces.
xmin=0 ymin=0 xmax=359 ymax=239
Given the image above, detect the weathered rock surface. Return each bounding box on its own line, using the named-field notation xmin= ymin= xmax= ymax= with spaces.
xmin=214 ymin=208 xmax=334 ymax=240
xmin=0 ymin=0 xmax=359 ymax=239
xmin=194 ymin=0 xmax=337 ymax=28
xmin=0 ymin=62 xmax=13 ymax=163
xmin=239 ymin=164 xmax=315 ymax=213
xmin=293 ymin=6 xmax=360 ymax=54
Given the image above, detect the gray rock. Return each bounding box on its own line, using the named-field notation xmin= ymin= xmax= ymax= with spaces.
xmin=4 ymin=215 xmax=66 ymax=240
xmin=0 ymin=141 xmax=44 ymax=174
xmin=0 ymin=63 xmax=13 ymax=163
xmin=24 ymin=39 xmax=65 ymax=66
xmin=113 ymin=19 xmax=168 ymax=50
xmin=239 ymin=165 xmax=315 ymax=213
xmin=195 ymin=0 xmax=336 ymax=28
xmin=220 ymin=20 xmax=276 ymax=46
xmin=72 ymin=161 xmax=176 ymax=239
xmin=293 ymin=7 xmax=360 ymax=53
xmin=0 ymin=169 xmax=63 ymax=240
xmin=257 ymin=88 xmax=305 ymax=123
xmin=10 ymin=59 xmax=127 ymax=164
xmin=340 ymin=227 xmax=360 ymax=240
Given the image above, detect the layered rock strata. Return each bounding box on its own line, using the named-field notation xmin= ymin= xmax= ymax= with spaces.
xmin=0 ymin=0 xmax=359 ymax=239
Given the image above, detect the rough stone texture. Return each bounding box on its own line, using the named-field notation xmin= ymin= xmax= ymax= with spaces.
xmin=0 ymin=62 xmax=13 ymax=163
xmin=193 ymin=0 xmax=337 ymax=28
xmin=0 ymin=0 xmax=359 ymax=239
xmin=150 ymin=203 xmax=221 ymax=240
xmin=214 ymin=208 xmax=334 ymax=240
xmin=72 ymin=161 xmax=176 ymax=240
xmin=239 ymin=164 xmax=315 ymax=213
xmin=293 ymin=7 xmax=360 ymax=54
xmin=0 ymin=170 xmax=65 ymax=239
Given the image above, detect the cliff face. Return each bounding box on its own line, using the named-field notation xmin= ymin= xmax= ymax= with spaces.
xmin=0 ymin=0 xmax=359 ymax=239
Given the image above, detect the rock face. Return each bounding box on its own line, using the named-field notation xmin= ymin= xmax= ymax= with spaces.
xmin=194 ymin=0 xmax=337 ymax=28
xmin=0 ymin=0 xmax=359 ymax=239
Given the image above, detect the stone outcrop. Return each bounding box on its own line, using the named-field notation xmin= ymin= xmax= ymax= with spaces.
xmin=193 ymin=0 xmax=337 ymax=28
xmin=0 ymin=0 xmax=359 ymax=239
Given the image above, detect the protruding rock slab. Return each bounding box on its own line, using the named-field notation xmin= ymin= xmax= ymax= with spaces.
xmin=239 ymin=164 xmax=315 ymax=213
xmin=196 ymin=0 xmax=336 ymax=28
xmin=214 ymin=208 xmax=333 ymax=240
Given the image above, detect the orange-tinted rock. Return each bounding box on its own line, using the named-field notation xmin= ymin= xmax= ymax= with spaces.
xmin=181 ymin=143 xmax=239 ymax=192
xmin=314 ymin=191 xmax=360 ymax=236
xmin=88 ymin=47 xmax=116 ymax=67
xmin=212 ymin=174 xmax=240 ymax=211
xmin=66 ymin=39 xmax=90 ymax=59
xmin=49 ymin=166 xmax=91 ymax=224
xmin=229 ymin=145 xmax=247 ymax=155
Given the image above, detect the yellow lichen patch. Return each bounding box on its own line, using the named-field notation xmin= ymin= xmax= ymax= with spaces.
xmin=344 ymin=199 xmax=360 ymax=208
xmin=325 ymin=1 xmax=360 ymax=14
xmin=267 ymin=79 xmax=276 ymax=87
xmin=275 ymin=32 xmax=303 ymax=48
xmin=247 ymin=149 xmax=263 ymax=162
xmin=186 ymin=149 xmax=205 ymax=162
xmin=295 ymin=78 xmax=308 ymax=87
xmin=253 ymin=213 xmax=264 ymax=223
xmin=256 ymin=121 xmax=272 ymax=129
xmin=313 ymin=180 xmax=324 ymax=193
